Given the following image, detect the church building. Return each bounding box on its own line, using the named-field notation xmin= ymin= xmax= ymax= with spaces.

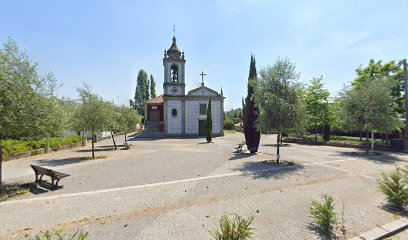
xmin=144 ymin=35 xmax=225 ymax=137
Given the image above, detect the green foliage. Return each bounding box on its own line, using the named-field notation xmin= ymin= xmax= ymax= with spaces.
xmin=253 ymin=58 xmax=305 ymax=161
xmin=378 ymin=169 xmax=408 ymax=209
xmin=71 ymin=86 xmax=113 ymax=158
xmin=131 ymin=69 xmax=150 ymax=115
xmin=334 ymin=77 xmax=402 ymax=150
xmin=0 ymin=38 xmax=67 ymax=140
xmin=206 ymin=98 xmax=213 ymax=143
xmin=0 ymin=136 xmax=83 ymax=159
xmin=150 ymin=74 xmax=156 ymax=99
xmin=303 ymin=76 xmax=331 ymax=140
xmin=225 ymin=108 xmax=243 ymax=123
xmin=224 ymin=118 xmax=234 ymax=130
xmin=309 ymin=194 xmax=337 ymax=237
xmin=210 ymin=214 xmax=255 ymax=240
xmin=27 ymin=229 xmax=89 ymax=240
xmin=353 ymin=59 xmax=404 ymax=114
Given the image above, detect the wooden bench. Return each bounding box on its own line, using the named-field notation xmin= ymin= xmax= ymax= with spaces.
xmin=30 ymin=164 xmax=70 ymax=188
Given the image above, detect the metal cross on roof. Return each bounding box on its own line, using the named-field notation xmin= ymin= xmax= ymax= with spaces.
xmin=173 ymin=24 xmax=176 ymax=37
xmin=200 ymin=70 xmax=206 ymax=85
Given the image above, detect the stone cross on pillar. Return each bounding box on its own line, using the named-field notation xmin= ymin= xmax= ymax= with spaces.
xmin=200 ymin=70 xmax=206 ymax=86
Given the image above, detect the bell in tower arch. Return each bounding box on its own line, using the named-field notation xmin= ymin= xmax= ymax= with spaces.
xmin=171 ymin=65 xmax=179 ymax=82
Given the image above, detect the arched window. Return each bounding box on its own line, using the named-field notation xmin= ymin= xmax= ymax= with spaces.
xmin=170 ymin=65 xmax=179 ymax=82
xmin=172 ymin=108 xmax=178 ymax=117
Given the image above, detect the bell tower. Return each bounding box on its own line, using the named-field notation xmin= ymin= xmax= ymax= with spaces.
xmin=163 ymin=34 xmax=186 ymax=96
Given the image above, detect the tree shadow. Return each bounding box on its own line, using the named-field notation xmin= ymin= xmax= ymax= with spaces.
xmin=336 ymin=151 xmax=404 ymax=164
xmin=0 ymin=182 xmax=51 ymax=201
xmin=378 ymin=202 xmax=408 ymax=218
xmin=34 ymin=157 xmax=88 ymax=167
xmin=261 ymin=143 xmax=291 ymax=147
xmin=233 ymin=161 xmax=305 ymax=180
xmin=229 ymin=153 xmax=254 ymax=161
xmin=306 ymin=222 xmax=332 ymax=240
xmin=77 ymin=148 xmax=116 ymax=153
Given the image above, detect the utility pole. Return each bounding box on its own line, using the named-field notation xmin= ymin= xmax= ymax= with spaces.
xmin=404 ymin=59 xmax=408 ymax=138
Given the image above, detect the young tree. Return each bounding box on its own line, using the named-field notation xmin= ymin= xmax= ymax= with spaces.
xmin=150 ymin=74 xmax=156 ymax=99
xmin=303 ymin=76 xmax=330 ymax=141
xmin=335 ymin=77 xmax=402 ymax=153
xmin=120 ymin=107 xmax=141 ymax=146
xmin=72 ymin=86 xmax=113 ymax=158
xmin=131 ymin=69 xmax=149 ymax=115
xmin=0 ymin=38 xmax=66 ymax=140
xmin=244 ymin=54 xmax=261 ymax=153
xmin=206 ymin=98 xmax=213 ymax=143
xmin=253 ymin=58 xmax=304 ymax=163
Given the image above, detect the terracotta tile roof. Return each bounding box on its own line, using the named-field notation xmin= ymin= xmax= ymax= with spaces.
xmin=145 ymin=94 xmax=164 ymax=104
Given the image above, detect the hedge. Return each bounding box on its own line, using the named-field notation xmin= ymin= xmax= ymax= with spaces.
xmin=0 ymin=135 xmax=83 ymax=159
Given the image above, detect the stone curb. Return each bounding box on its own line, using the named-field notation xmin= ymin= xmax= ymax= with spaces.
xmin=349 ymin=217 xmax=408 ymax=240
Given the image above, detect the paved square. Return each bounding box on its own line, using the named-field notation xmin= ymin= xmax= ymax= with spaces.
xmin=1 ymin=133 xmax=407 ymax=239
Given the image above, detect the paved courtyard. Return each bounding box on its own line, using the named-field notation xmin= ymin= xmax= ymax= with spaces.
xmin=1 ymin=133 xmax=408 ymax=239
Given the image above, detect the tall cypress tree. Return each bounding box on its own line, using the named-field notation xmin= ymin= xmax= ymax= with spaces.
xmin=150 ymin=74 xmax=156 ymax=99
xmin=244 ymin=54 xmax=260 ymax=153
xmin=132 ymin=69 xmax=149 ymax=116
xmin=206 ymin=98 xmax=213 ymax=143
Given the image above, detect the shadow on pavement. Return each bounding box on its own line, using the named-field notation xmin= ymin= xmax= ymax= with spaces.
xmin=261 ymin=143 xmax=291 ymax=147
xmin=337 ymin=151 xmax=404 ymax=164
xmin=35 ymin=157 xmax=88 ymax=167
xmin=229 ymin=153 xmax=253 ymax=161
xmin=234 ymin=161 xmax=305 ymax=180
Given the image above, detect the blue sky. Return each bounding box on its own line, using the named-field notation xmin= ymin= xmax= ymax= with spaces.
xmin=1 ymin=0 xmax=407 ymax=110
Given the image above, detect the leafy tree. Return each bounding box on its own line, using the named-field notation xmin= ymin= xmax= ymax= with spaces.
xmin=72 ymin=86 xmax=113 ymax=158
xmin=244 ymin=54 xmax=260 ymax=153
xmin=353 ymin=59 xmax=404 ymax=114
xmin=253 ymin=58 xmax=304 ymax=163
xmin=206 ymin=98 xmax=213 ymax=143
xmin=150 ymin=74 xmax=156 ymax=99
xmin=0 ymin=38 xmax=66 ymax=140
xmin=120 ymin=107 xmax=141 ymax=146
xmin=335 ymin=77 xmax=402 ymax=153
xmin=303 ymin=76 xmax=330 ymax=141
xmin=131 ymin=69 xmax=149 ymax=115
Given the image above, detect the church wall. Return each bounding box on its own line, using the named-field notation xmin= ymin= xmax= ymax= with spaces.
xmin=189 ymin=90 xmax=216 ymax=97
xmin=166 ymin=100 xmax=182 ymax=134
xmin=185 ymin=100 xmax=221 ymax=134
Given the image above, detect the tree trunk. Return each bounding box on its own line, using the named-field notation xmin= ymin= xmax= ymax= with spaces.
xmin=314 ymin=119 xmax=318 ymax=142
xmin=124 ymin=132 xmax=128 ymax=146
xmin=92 ymin=129 xmax=95 ymax=159
xmin=276 ymin=133 xmax=280 ymax=164
xmin=371 ymin=130 xmax=375 ymax=151
xmin=280 ymin=133 xmax=283 ymax=145
xmin=359 ymin=131 xmax=363 ymax=141
xmin=365 ymin=131 xmax=370 ymax=154
xmin=0 ymin=146 xmax=3 ymax=186
xmin=111 ymin=131 xmax=117 ymax=150
xmin=385 ymin=132 xmax=390 ymax=146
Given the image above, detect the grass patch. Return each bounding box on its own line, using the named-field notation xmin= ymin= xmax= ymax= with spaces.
xmin=0 ymin=183 xmax=37 ymax=201
xmin=224 ymin=129 xmax=239 ymax=134
xmin=26 ymin=229 xmax=89 ymax=240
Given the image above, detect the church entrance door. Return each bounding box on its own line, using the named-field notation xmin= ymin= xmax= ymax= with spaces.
xmin=198 ymin=120 xmax=206 ymax=136
xmin=150 ymin=111 xmax=160 ymax=122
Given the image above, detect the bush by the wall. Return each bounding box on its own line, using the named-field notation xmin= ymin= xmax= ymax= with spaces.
xmin=0 ymin=136 xmax=83 ymax=159
xmin=224 ymin=118 xmax=234 ymax=130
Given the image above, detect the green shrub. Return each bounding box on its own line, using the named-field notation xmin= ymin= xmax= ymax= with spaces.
xmin=1 ymin=136 xmax=83 ymax=158
xmin=224 ymin=118 xmax=234 ymax=130
xmin=0 ymin=139 xmax=30 ymax=158
xmin=309 ymin=194 xmax=337 ymax=237
xmin=210 ymin=213 xmax=255 ymax=240
xmin=378 ymin=169 xmax=408 ymax=209
xmin=27 ymin=229 xmax=89 ymax=240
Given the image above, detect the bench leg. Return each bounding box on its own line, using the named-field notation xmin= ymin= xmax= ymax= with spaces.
xmin=39 ymin=174 xmax=44 ymax=181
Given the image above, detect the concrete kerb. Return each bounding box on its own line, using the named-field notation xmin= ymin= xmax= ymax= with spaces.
xmin=349 ymin=217 xmax=408 ymax=240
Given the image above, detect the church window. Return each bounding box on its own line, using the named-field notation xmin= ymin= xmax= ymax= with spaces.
xmin=199 ymin=104 xmax=207 ymax=115
xmin=172 ymin=108 xmax=178 ymax=117
xmin=170 ymin=65 xmax=179 ymax=82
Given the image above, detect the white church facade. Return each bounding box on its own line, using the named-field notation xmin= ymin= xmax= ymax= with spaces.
xmin=144 ymin=35 xmax=224 ymax=137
